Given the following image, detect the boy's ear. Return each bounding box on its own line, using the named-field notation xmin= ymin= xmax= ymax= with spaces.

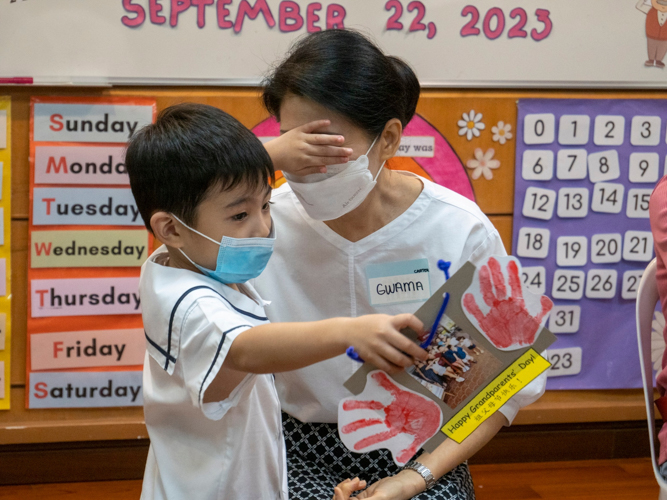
xmin=379 ymin=118 xmax=403 ymax=161
xmin=150 ymin=212 xmax=185 ymax=248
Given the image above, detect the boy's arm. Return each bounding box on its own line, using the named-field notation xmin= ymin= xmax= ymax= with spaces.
xmin=204 ymin=314 xmax=427 ymax=402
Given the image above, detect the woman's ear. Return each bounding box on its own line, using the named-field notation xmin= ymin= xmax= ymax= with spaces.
xmin=150 ymin=212 xmax=185 ymax=248
xmin=379 ymin=118 xmax=404 ymax=161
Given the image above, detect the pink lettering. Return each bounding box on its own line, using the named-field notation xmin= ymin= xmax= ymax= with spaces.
xmin=170 ymin=0 xmax=191 ymax=27
xmin=279 ymin=1 xmax=303 ymax=32
xmin=234 ymin=0 xmax=276 ymax=34
xmin=306 ymin=2 xmax=322 ymax=32
xmin=192 ymin=0 xmax=214 ymax=28
xmin=149 ymin=0 xmax=167 ymax=24
xmin=217 ymin=0 xmax=233 ymax=28
xmin=326 ymin=3 xmax=345 ymax=29
xmin=121 ymin=0 xmax=146 ymax=27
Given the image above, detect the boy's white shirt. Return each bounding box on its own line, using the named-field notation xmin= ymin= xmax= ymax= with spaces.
xmin=140 ymin=247 xmax=287 ymax=500
xmin=254 ymin=172 xmax=547 ymax=426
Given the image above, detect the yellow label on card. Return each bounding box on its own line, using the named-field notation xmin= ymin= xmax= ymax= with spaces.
xmin=31 ymin=230 xmax=149 ymax=268
xmin=442 ymin=349 xmax=550 ymax=443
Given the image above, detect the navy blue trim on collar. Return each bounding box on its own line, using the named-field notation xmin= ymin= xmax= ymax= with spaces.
xmin=198 ymin=324 xmax=252 ymax=404
xmin=165 ymin=285 xmax=268 ymax=372
xmin=145 ymin=331 xmax=176 ymax=364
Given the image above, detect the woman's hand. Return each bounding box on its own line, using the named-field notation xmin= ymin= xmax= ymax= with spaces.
xmin=333 ymin=477 xmax=367 ymax=500
xmin=264 ymin=119 xmax=352 ymax=175
xmin=355 ymin=470 xmax=424 ymax=500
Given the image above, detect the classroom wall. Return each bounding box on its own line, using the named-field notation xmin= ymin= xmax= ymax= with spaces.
xmin=0 ymin=86 xmax=663 ymax=445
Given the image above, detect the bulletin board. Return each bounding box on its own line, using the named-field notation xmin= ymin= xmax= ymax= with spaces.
xmin=26 ymin=97 xmax=155 ymax=409
xmin=0 ymin=87 xmax=658 ymax=446
xmin=0 ymin=98 xmax=12 ymax=410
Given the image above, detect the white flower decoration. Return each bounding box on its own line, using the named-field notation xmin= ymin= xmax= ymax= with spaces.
xmin=458 ymin=110 xmax=485 ymax=141
xmin=492 ymin=121 xmax=513 ymax=144
xmin=652 ymin=311 xmax=666 ymax=374
xmin=466 ymin=148 xmax=500 ymax=180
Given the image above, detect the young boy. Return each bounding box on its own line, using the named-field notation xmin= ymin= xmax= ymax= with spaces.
xmin=125 ymin=103 xmax=428 ymax=500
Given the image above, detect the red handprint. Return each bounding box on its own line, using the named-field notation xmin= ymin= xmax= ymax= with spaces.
xmin=462 ymin=256 xmax=552 ymax=350
xmin=339 ymin=371 xmax=442 ymax=465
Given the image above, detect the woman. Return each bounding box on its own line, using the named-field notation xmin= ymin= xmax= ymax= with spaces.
xmin=257 ymin=29 xmax=546 ymax=499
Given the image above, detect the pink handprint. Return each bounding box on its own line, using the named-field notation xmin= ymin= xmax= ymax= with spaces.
xmin=462 ymin=256 xmax=552 ymax=350
xmin=339 ymin=371 xmax=442 ymax=465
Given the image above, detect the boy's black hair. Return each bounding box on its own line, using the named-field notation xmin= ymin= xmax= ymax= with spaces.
xmin=262 ymin=29 xmax=420 ymax=137
xmin=125 ymin=103 xmax=274 ymax=233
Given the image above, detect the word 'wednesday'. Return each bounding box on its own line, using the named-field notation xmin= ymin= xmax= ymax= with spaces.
xmin=33 ymin=187 xmax=142 ymax=226
xmin=33 ymin=103 xmax=154 ymax=143
xmin=31 ymin=230 xmax=149 ymax=268
xmin=31 ymin=277 xmax=141 ymax=317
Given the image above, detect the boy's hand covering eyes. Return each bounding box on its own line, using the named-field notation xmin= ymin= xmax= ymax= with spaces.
xmin=345 ymin=314 xmax=428 ymax=374
xmin=265 ymin=119 xmax=353 ymax=176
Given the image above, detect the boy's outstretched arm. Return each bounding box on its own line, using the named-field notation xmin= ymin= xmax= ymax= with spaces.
xmin=205 ymin=314 xmax=427 ymax=402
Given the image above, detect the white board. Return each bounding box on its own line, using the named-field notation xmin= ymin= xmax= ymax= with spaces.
xmin=0 ymin=0 xmax=665 ymax=88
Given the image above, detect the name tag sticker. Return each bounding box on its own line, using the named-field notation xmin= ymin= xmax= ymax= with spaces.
xmin=366 ymin=259 xmax=431 ymax=306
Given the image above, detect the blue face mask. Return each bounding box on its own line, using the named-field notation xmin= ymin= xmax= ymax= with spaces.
xmin=172 ymin=214 xmax=276 ymax=285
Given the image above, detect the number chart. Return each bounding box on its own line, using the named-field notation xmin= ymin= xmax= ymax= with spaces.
xmin=513 ymin=99 xmax=663 ymax=390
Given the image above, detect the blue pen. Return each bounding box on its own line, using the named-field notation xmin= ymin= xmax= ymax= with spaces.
xmin=346 ymin=259 xmax=452 ymax=363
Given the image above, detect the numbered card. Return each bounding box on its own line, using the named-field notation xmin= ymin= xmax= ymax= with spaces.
xmin=622 ymin=270 xmax=645 ymax=300
xmin=522 ymin=150 xmax=554 ymax=181
xmin=516 ymin=227 xmax=550 ymax=259
xmin=588 ymin=150 xmax=620 ymax=183
xmin=591 ymin=182 xmax=624 ymax=214
xmin=556 ymin=236 xmax=588 ymax=267
xmin=521 ymin=266 xmax=546 ymax=295
xmin=549 ymin=305 xmax=581 ymax=334
xmin=623 ymin=230 xmax=654 ymax=262
xmin=626 ymin=188 xmax=652 ymax=219
xmin=629 ymin=152 xmax=660 ymax=183
xmin=556 ymin=149 xmax=588 ymax=180
xmin=558 ymin=115 xmax=590 ymax=145
xmin=585 ymin=269 xmax=618 ymax=299
xmin=590 ymin=233 xmax=622 ymax=264
xmin=630 ymin=116 xmax=661 ymax=146
xmin=522 ymin=187 xmax=556 ymax=220
xmin=546 ymin=347 xmax=582 ymax=377
xmin=557 ymin=187 xmax=589 ymax=218
xmin=552 ymin=269 xmax=585 ymax=300
xmin=524 ymin=113 xmax=555 ymax=145
xmin=594 ymin=115 xmax=625 ymax=146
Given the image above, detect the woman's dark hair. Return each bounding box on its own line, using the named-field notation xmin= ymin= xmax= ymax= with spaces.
xmin=125 ymin=103 xmax=274 ymax=233
xmin=263 ymin=29 xmax=420 ymax=136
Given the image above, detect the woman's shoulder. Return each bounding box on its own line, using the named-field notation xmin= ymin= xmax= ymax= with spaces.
xmin=418 ymin=175 xmax=496 ymax=231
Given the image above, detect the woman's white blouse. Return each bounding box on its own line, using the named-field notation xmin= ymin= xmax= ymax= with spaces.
xmin=254 ymin=173 xmax=547 ymax=425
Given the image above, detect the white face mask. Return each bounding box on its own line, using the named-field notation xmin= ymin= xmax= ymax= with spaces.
xmin=284 ymin=136 xmax=385 ymax=221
